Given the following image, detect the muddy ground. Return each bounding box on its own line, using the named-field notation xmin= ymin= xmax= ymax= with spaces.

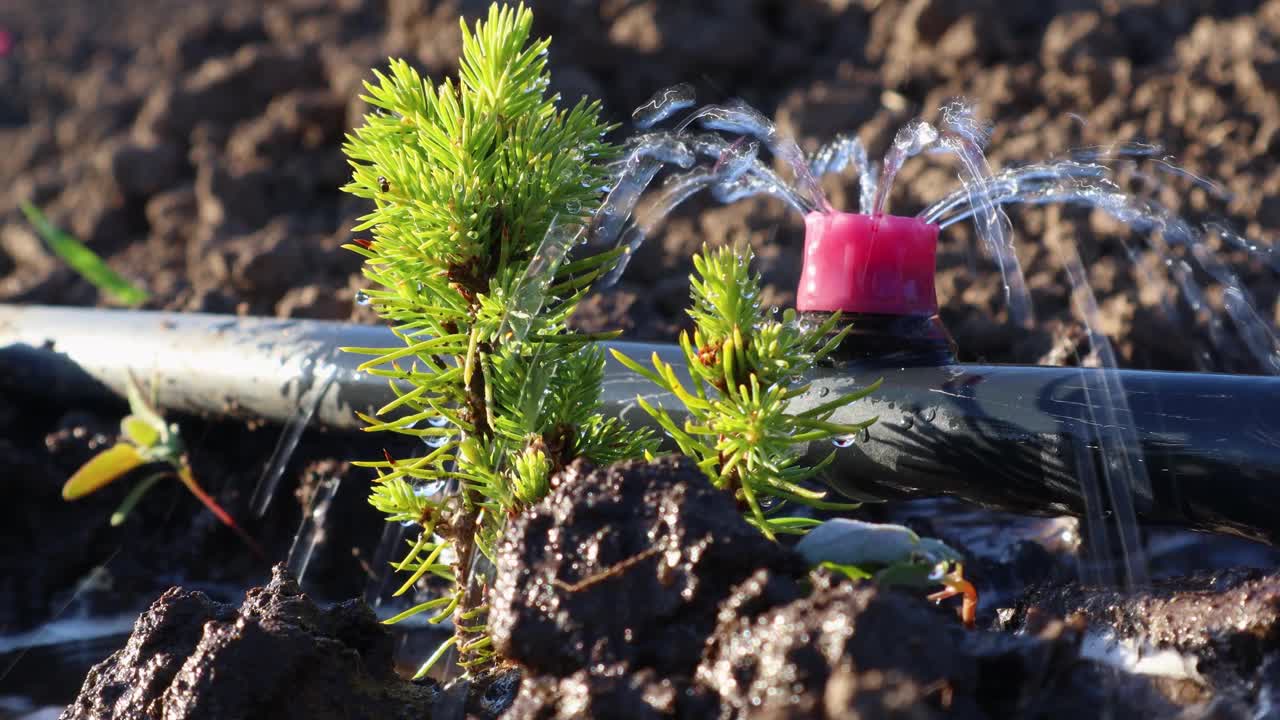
xmin=1 ymin=0 xmax=1279 ymax=368
xmin=2 ymin=0 xmax=1280 ymax=715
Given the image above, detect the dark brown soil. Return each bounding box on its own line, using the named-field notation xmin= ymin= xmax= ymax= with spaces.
xmin=60 ymin=565 xmax=439 ymax=720
xmin=1 ymin=0 xmax=1278 ymax=370
xmin=1005 ymin=569 xmax=1280 ymax=694
xmin=491 ymin=457 xmax=1195 ymax=719
xmin=0 ymin=385 xmax=408 ymax=632
xmin=3 ymin=1 xmax=1280 ymax=716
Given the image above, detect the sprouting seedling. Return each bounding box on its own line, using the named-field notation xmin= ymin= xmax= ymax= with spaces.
xmin=62 ymin=374 xmax=264 ymax=559
xmin=19 ymin=201 xmax=148 ymax=306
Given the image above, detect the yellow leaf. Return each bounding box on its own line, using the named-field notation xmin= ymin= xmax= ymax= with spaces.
xmin=62 ymin=444 xmax=145 ymax=500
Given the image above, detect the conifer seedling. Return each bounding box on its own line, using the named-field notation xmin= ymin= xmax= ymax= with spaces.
xmin=612 ymin=244 xmax=881 ymax=538
xmin=615 ymin=244 xmax=976 ymax=626
xmin=341 ymin=3 xmax=654 ymax=676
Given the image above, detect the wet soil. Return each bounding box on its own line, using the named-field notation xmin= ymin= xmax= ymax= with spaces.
xmin=1005 ymin=569 xmax=1280 ymax=697
xmin=60 ymin=565 xmax=439 ymax=720
xmin=1 ymin=0 xmax=1278 ymax=369
xmin=491 ymin=458 xmax=1204 ymax=719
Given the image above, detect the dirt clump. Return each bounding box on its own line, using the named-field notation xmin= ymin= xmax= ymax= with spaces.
xmin=60 ymin=564 xmax=439 ymax=720
xmin=490 ymin=456 xmax=804 ymax=680
xmin=492 ymin=457 xmax=1189 ymax=719
xmin=1006 ymin=569 xmax=1280 ymax=695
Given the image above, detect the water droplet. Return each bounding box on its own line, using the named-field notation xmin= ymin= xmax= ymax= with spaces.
xmin=413 ymin=480 xmax=446 ymax=497
xmin=922 ymin=407 xmax=938 ymax=423
xmin=832 ymin=435 xmax=855 ymax=448
xmin=900 ymin=415 xmax=914 ymax=430
xmin=429 ymin=416 xmax=449 ymax=428
xmin=565 ymin=199 xmax=581 ymax=213
xmin=354 ymin=290 xmax=370 ymax=306
xmin=817 ymin=387 xmax=830 ymax=398
xmin=770 ymin=306 xmax=779 ymax=316
xmin=857 ymin=428 xmax=871 ymax=443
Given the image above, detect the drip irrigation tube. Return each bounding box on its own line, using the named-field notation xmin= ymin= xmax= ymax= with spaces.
xmin=2 ymin=305 xmax=1278 ymax=543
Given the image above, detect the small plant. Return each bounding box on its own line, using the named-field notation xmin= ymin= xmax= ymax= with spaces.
xmin=615 ymin=244 xmax=978 ymax=625
xmin=612 ymin=244 xmax=880 ymax=538
xmin=798 ymin=518 xmax=978 ymax=627
xmin=341 ymin=3 xmax=654 ymax=676
xmin=62 ymin=375 xmax=262 ymax=557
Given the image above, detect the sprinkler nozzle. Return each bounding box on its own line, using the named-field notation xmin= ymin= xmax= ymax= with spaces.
xmin=796 ymin=212 xmax=939 ymax=316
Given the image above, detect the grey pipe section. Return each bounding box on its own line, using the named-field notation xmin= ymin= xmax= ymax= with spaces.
xmin=3 ymin=305 xmax=1279 ymax=543
xmin=0 ymin=305 xmax=682 ymax=430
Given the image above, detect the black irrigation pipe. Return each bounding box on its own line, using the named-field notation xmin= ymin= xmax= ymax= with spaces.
xmin=2 ymin=305 xmax=1279 ymax=544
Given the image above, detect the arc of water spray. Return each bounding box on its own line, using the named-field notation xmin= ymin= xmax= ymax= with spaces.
xmin=599 ymin=87 xmax=1278 ymax=373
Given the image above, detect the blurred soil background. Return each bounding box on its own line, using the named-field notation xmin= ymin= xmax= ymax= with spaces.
xmin=2 ymin=0 xmax=1279 ymax=369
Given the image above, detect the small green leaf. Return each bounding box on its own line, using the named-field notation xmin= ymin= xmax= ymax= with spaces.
xmin=873 ymin=562 xmax=937 ymax=589
xmin=820 ymin=561 xmax=874 ymax=581
xmin=109 ymin=472 xmax=167 ymax=526
xmin=19 ymin=202 xmax=148 ymax=306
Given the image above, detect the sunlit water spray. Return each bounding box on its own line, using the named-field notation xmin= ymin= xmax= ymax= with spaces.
xmin=596 ymin=86 xmax=1279 ymax=377
xmin=286 ymin=474 xmax=342 ymax=585
xmin=250 ymin=361 xmax=341 ymax=517
xmin=570 ymin=85 xmax=1280 ymax=589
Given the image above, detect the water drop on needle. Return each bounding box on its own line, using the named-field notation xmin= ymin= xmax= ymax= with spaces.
xmin=354 ymin=290 xmax=371 ymax=306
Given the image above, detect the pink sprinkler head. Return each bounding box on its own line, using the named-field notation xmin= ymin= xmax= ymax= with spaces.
xmin=796 ymin=212 xmax=940 ymax=316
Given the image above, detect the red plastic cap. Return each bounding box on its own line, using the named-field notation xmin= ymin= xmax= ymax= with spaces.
xmin=796 ymin=212 xmax=939 ymax=316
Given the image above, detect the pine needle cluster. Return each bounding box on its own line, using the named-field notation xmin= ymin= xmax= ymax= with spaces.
xmin=341 ymin=3 xmax=654 ymax=676
xmin=613 ymin=245 xmax=880 ymax=538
